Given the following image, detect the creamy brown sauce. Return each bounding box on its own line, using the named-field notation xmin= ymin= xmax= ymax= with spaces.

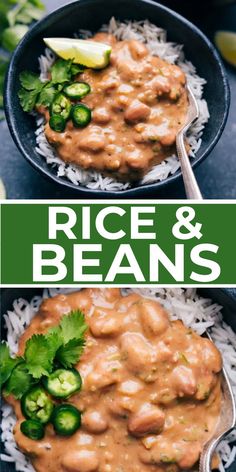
xmin=42 ymin=33 xmax=188 ymax=181
xmin=7 ymin=289 xmax=222 ymax=472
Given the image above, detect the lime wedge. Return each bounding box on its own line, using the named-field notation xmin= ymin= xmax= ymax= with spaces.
xmin=43 ymin=38 xmax=112 ymax=69
xmin=215 ymin=30 xmax=236 ymax=67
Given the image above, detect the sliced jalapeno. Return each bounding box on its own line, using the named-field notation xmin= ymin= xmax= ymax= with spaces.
xmin=20 ymin=419 xmax=45 ymax=440
xmin=50 ymin=93 xmax=71 ymax=120
xmin=43 ymin=369 xmax=82 ymax=399
xmin=21 ymin=386 xmax=54 ymax=424
xmin=71 ymin=103 xmax=91 ymax=128
xmin=63 ymin=82 xmax=91 ymax=99
xmin=49 ymin=115 xmax=66 ymax=133
xmin=52 ymin=404 xmax=81 ymax=436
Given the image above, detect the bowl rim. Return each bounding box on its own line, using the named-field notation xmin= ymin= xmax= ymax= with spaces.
xmin=4 ymin=0 xmax=230 ymax=197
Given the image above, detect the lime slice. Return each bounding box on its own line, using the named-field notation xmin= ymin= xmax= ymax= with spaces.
xmin=215 ymin=31 xmax=236 ymax=67
xmin=43 ymin=38 xmax=112 ymax=69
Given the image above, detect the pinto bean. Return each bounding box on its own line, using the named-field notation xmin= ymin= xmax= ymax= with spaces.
xmin=156 ymin=341 xmax=173 ymax=363
xmin=124 ymin=99 xmax=151 ymax=123
xmin=147 ymin=75 xmax=171 ymax=95
xmin=171 ymin=365 xmax=197 ymax=397
xmin=100 ymin=75 xmax=119 ymax=92
xmin=139 ymin=300 xmax=170 ymax=336
xmin=126 ymin=150 xmax=147 ymax=170
xmin=128 ymin=40 xmax=148 ymax=60
xmin=128 ymin=404 xmax=165 ymax=437
xmin=90 ymin=309 xmax=123 ymax=337
xmin=120 ymin=332 xmax=157 ymax=373
xmin=117 ymin=60 xmax=138 ymax=81
xmin=62 ymin=450 xmax=99 ymax=472
xmin=79 ymin=134 xmax=106 ymax=153
xmin=83 ymin=410 xmax=108 ymax=434
xmin=118 ymin=380 xmax=143 ymax=395
xmin=85 ymin=359 xmax=122 ymax=391
xmin=159 ymin=131 xmax=176 ymax=147
xmin=107 ymin=395 xmax=135 ymax=417
xmin=201 ymin=338 xmax=222 ymax=373
xmin=92 ymin=32 xmax=117 ymax=46
xmin=93 ymin=108 xmax=111 ymax=124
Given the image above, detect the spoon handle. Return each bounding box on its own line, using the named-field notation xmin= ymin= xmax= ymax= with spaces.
xmin=176 ymin=132 xmax=202 ymax=200
xmin=199 ymin=438 xmax=219 ymax=472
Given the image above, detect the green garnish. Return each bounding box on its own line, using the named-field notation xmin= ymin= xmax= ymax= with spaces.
xmin=0 ymin=0 xmax=46 ymax=112
xmin=49 ymin=115 xmax=66 ymax=133
xmin=43 ymin=368 xmax=82 ymax=398
xmin=51 ymin=404 xmax=82 ymax=436
xmin=20 ymin=419 xmax=45 ymax=440
xmin=1 ymin=310 xmax=87 ymax=397
xmin=51 ymin=58 xmax=73 ymax=84
xmin=56 ymin=338 xmax=86 ymax=368
xmin=37 ymin=83 xmax=57 ymax=107
xmin=0 ymin=342 xmax=20 ymax=387
xmin=59 ymin=310 xmax=88 ymax=343
xmin=4 ymin=362 xmax=35 ymax=399
xmin=21 ymin=386 xmax=54 ymax=423
xmin=50 ymin=93 xmax=71 ymax=120
xmin=24 ymin=334 xmax=57 ymax=379
xmin=20 ymin=70 xmax=43 ymax=91
xmin=71 ymin=103 xmax=92 ymax=128
xmin=178 ymin=352 xmax=189 ymax=365
xmin=18 ymin=55 xmax=93 ymax=130
xmin=71 ymin=63 xmax=86 ymax=76
xmin=160 ymin=455 xmax=177 ymax=464
xmin=18 ymin=71 xmax=44 ymax=112
xmin=63 ymin=82 xmax=91 ymax=100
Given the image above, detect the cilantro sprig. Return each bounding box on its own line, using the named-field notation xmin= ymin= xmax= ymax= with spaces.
xmin=1 ymin=310 xmax=87 ymax=398
xmin=18 ymin=58 xmax=85 ymax=112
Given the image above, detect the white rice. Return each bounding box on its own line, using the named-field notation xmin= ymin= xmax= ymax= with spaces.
xmin=1 ymin=288 xmax=235 ymax=472
xmin=35 ymin=18 xmax=210 ymax=191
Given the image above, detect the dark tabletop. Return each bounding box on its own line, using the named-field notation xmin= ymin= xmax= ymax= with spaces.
xmin=1 ymin=0 xmax=236 ymax=199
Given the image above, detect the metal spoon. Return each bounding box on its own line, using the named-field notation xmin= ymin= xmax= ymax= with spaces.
xmin=176 ymin=84 xmax=203 ymax=200
xmin=199 ymin=331 xmax=236 ymax=472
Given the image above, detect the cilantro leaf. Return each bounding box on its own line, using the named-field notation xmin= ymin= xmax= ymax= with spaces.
xmin=4 ymin=362 xmax=35 ymax=399
xmin=71 ymin=64 xmax=85 ymax=76
xmin=19 ymin=70 xmax=43 ymax=91
xmin=18 ymin=87 xmax=39 ymax=112
xmin=0 ymin=342 xmax=20 ymax=387
xmin=59 ymin=310 xmax=88 ymax=344
xmin=25 ymin=334 xmax=55 ymax=378
xmin=37 ymin=82 xmax=57 ymax=107
xmin=56 ymin=338 xmax=85 ymax=368
xmin=51 ymin=58 xmax=73 ymax=84
xmin=45 ymin=329 xmax=63 ymax=353
xmin=18 ymin=71 xmax=44 ymax=112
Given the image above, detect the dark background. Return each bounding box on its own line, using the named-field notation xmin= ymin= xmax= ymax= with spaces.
xmin=1 ymin=0 xmax=236 ymax=199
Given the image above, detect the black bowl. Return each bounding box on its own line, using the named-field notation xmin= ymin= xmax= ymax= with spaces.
xmin=1 ymin=287 xmax=236 ymax=471
xmin=4 ymin=0 xmax=230 ymax=197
